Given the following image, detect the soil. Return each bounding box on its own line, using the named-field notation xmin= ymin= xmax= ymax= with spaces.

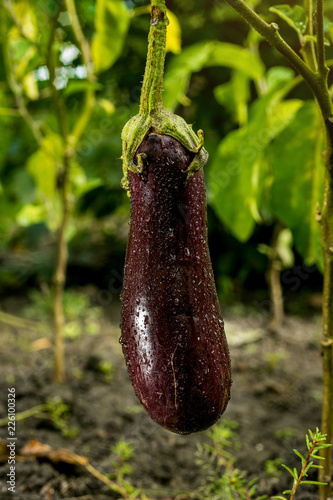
xmin=0 ymin=294 xmax=326 ymax=500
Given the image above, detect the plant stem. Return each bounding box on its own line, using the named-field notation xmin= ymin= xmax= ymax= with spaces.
xmin=65 ymin=0 xmax=96 ymax=151
xmin=316 ymin=0 xmax=328 ymax=78
xmin=64 ymin=0 xmax=93 ymax=80
xmin=223 ymin=0 xmax=331 ymax=120
xmin=290 ymin=440 xmax=319 ymax=500
xmin=223 ymin=1 xmax=333 ymax=498
xmin=52 ymin=151 xmax=70 ymax=383
xmin=319 ymin=148 xmax=333 ymax=499
xmin=301 ymin=0 xmax=317 ymax=71
xmin=268 ymin=223 xmax=284 ymax=329
xmin=50 ymin=0 xmax=96 ymax=383
xmin=0 ymin=310 xmax=47 ymax=333
xmin=139 ymin=0 xmax=168 ymax=116
xmin=0 ymin=404 xmax=49 ymax=426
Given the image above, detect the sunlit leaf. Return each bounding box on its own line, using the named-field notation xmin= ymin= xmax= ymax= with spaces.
xmin=276 ymin=229 xmax=294 ymax=268
xmin=91 ymin=0 xmax=130 ymax=74
xmin=164 ymin=40 xmax=264 ymax=111
xmin=208 ymin=79 xmax=303 ymax=242
xmin=23 ymin=72 xmax=39 ymax=100
xmin=26 ymin=133 xmax=64 ymax=199
xmin=268 ymin=102 xmax=324 ymax=270
xmin=16 ymin=204 xmax=45 ymax=226
xmin=214 ymin=70 xmax=250 ymax=126
xmin=266 ymin=66 xmax=294 ymax=91
xmin=166 ymin=9 xmax=181 ymax=54
xmin=98 ymin=98 xmax=115 ymax=115
xmin=269 ymin=4 xmax=308 ymax=35
xmin=303 ymin=34 xmax=330 ymax=46
xmin=12 ymin=0 xmax=38 ymax=42
xmin=63 ymin=80 xmax=103 ymax=96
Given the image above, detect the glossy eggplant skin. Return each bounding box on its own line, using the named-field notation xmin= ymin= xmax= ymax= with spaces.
xmin=120 ymin=134 xmax=231 ymax=434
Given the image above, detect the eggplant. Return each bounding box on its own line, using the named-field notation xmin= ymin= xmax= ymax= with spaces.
xmin=120 ymin=133 xmax=231 ymax=434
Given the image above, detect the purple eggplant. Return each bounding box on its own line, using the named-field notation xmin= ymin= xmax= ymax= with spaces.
xmin=120 ymin=133 xmax=231 ymax=434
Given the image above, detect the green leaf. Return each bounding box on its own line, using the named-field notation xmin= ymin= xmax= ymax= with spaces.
xmin=268 ymin=102 xmax=324 ymax=270
xmin=310 ymin=454 xmax=325 ymax=460
xmin=301 ymin=480 xmax=328 ymax=485
xmin=12 ymin=0 xmax=38 ymax=42
xmin=265 ymin=66 xmax=295 ymax=91
xmin=306 ymin=434 xmax=311 ymax=450
xmin=163 ymin=40 xmax=264 ymax=111
xmin=214 ymin=70 xmax=250 ymax=126
xmin=64 ymin=80 xmax=103 ymax=96
xmin=269 ymin=4 xmax=308 ymax=35
xmin=293 ymin=449 xmax=305 ymax=465
xmin=165 ymin=9 xmax=181 ymax=54
xmin=208 ymin=79 xmax=303 ymax=242
xmin=26 ymin=133 xmax=64 ymax=199
xmin=303 ymin=34 xmax=330 ymax=46
xmin=281 ymin=464 xmax=295 ymax=478
xmin=16 ymin=204 xmax=45 ymax=226
xmin=276 ymin=228 xmax=294 ymax=268
xmin=91 ymin=0 xmax=130 ymax=74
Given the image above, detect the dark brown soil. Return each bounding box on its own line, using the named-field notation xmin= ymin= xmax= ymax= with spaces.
xmin=0 ymin=296 xmax=325 ymax=499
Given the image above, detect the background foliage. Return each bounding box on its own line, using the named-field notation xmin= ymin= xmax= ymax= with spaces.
xmin=0 ymin=0 xmax=333 ymax=307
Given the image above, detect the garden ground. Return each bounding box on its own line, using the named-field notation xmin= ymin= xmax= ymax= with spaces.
xmin=0 ymin=292 xmax=325 ymax=499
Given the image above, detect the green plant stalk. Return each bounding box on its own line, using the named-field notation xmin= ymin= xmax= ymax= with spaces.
xmin=121 ymin=0 xmax=208 ymax=190
xmin=139 ymin=0 xmax=167 ymax=115
xmin=316 ymin=0 xmax=327 ymax=78
xmin=301 ymin=0 xmax=317 ymax=71
xmin=51 ymin=0 xmax=96 ymax=383
xmin=0 ymin=309 xmax=47 ymax=333
xmin=319 ymin=166 xmax=333 ymax=499
xmin=52 ymin=153 xmax=70 ymax=383
xmin=223 ymin=1 xmax=333 ymax=498
xmin=223 ymin=0 xmax=331 ymax=120
xmin=268 ymin=223 xmax=284 ymax=329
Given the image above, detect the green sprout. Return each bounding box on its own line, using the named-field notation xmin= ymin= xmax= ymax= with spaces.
xmin=271 ymin=428 xmax=332 ymax=500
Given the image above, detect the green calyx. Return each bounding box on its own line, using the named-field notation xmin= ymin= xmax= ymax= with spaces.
xmin=121 ymin=0 xmax=208 ymax=193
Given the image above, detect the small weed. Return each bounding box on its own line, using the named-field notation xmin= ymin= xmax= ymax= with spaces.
xmin=98 ymin=360 xmax=114 ymax=383
xmin=263 ymin=352 xmax=286 ymax=372
xmin=71 ymin=367 xmax=84 ymax=380
xmin=264 ymin=459 xmax=283 ymax=479
xmin=196 ymin=419 xmax=267 ymax=500
xmin=271 ymin=428 xmax=331 ymax=500
xmin=23 ymin=289 xmax=102 ymax=339
xmin=108 ymin=442 xmax=142 ymax=498
xmin=6 ymin=373 xmax=15 ymax=384
xmin=274 ymin=429 xmax=299 ymax=440
xmin=44 ymin=396 xmax=78 ymax=438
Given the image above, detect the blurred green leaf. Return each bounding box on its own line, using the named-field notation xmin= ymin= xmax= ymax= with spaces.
xmin=64 ymin=80 xmax=103 ymax=96
xmin=12 ymin=0 xmax=38 ymax=42
xmin=166 ymin=9 xmax=181 ymax=54
xmin=6 ymin=31 xmax=40 ymax=83
xmin=277 ymin=228 xmax=295 ymax=268
xmin=303 ymin=34 xmax=330 ymax=46
xmin=26 ymin=133 xmax=63 ymax=199
xmin=269 ymin=4 xmax=308 ymax=35
xmin=214 ymin=70 xmax=250 ymax=126
xmin=23 ymin=72 xmax=39 ymax=100
xmin=164 ymin=40 xmax=265 ymax=110
xmin=91 ymin=0 xmax=130 ymax=74
xmin=268 ymin=102 xmax=324 ymax=269
xmin=266 ymin=66 xmax=295 ymax=91
xmin=16 ymin=204 xmax=45 ymax=226
xmin=208 ymin=79 xmax=303 ymax=242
